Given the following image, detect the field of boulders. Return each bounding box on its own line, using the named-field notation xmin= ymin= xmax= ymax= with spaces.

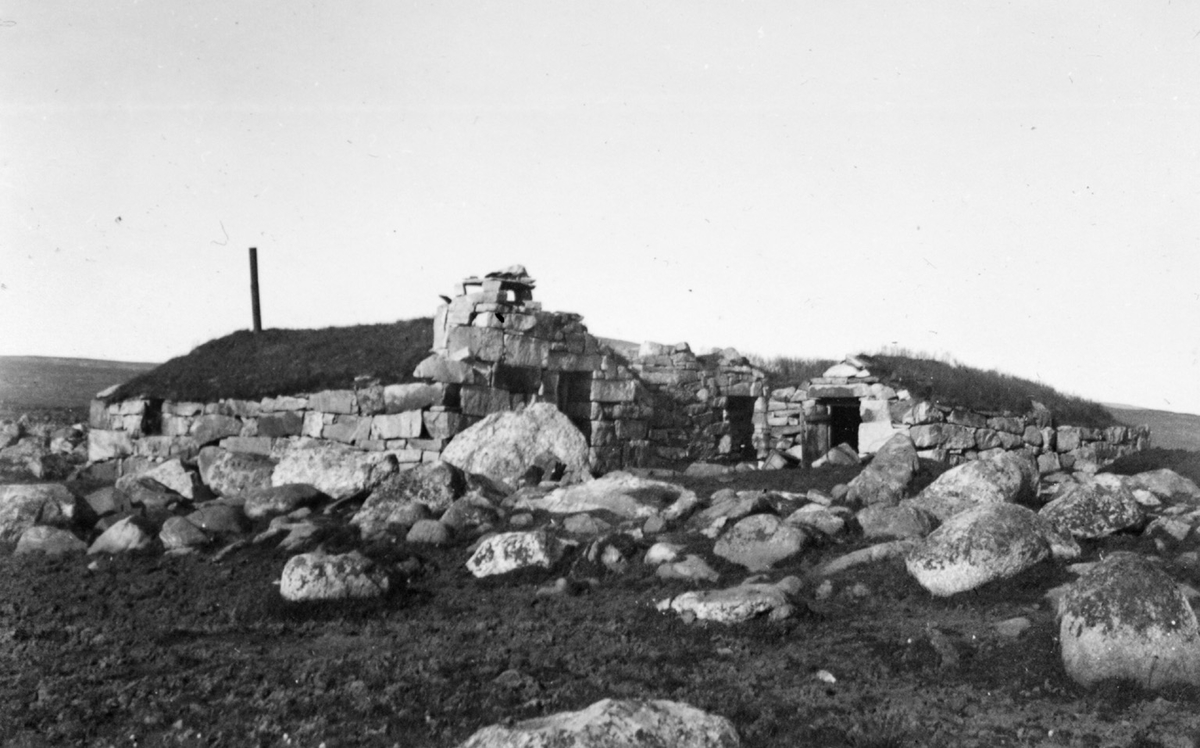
xmin=3 ymin=406 xmax=1200 ymax=747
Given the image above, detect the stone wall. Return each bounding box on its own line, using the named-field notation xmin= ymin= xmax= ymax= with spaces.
xmin=762 ymin=360 xmax=1150 ymax=473
xmin=89 ymin=267 xmax=771 ymax=474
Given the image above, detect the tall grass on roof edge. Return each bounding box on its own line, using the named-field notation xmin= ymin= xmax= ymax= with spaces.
xmin=759 ymin=349 xmax=1117 ymax=429
xmin=109 ymin=318 xmax=434 ymax=403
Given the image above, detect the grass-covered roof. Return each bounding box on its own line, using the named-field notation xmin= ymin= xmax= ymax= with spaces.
xmin=110 ymin=318 xmax=433 ymax=403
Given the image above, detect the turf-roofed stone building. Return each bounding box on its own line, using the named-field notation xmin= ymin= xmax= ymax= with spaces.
xmin=87 ymin=266 xmax=771 ymax=473
xmin=87 ymin=266 xmax=1147 ymax=475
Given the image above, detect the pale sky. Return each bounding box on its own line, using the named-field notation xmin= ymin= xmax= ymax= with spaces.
xmin=2 ymin=1 xmax=1198 ymax=414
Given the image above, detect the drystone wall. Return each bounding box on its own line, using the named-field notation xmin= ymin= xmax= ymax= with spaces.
xmin=87 ymin=267 xmax=1147 ymax=477
xmin=88 ymin=267 xmax=771 ymax=474
xmin=764 ymin=365 xmax=1150 ymax=473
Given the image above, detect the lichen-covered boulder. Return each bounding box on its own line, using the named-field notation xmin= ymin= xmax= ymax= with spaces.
xmin=713 ymin=514 xmax=808 ymax=571
xmin=1125 ymin=468 xmax=1200 ymax=505
xmin=845 ymin=433 xmax=919 ymax=507
xmin=457 ymin=698 xmax=741 ymax=748
xmin=905 ymin=503 xmax=1061 ymax=596
xmin=351 ymin=461 xmax=465 ymax=538
xmin=198 ymin=447 xmax=277 ymax=498
xmin=466 ymin=531 xmax=562 ymax=578
xmin=1059 ymin=553 xmax=1200 ymax=689
xmin=441 ymin=403 xmax=589 ymax=490
xmin=902 ymin=452 xmax=1036 ymax=521
xmin=271 ymin=440 xmax=397 ymax=500
xmin=1040 ymin=474 xmax=1144 ymax=539
xmin=279 ymin=551 xmax=390 ymax=601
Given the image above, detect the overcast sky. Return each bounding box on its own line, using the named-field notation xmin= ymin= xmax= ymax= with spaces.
xmin=2 ymin=1 xmax=1198 ymax=415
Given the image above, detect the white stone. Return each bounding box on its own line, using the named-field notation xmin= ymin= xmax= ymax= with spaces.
xmin=279 ymin=550 xmax=390 ymax=601
xmin=644 ymin=542 xmax=685 ymax=565
xmin=466 ymin=531 xmax=562 ymax=578
xmin=514 ymin=471 xmax=698 ymax=520
xmin=142 ymin=458 xmax=199 ymax=500
xmin=457 ymin=698 xmax=741 ymax=748
xmin=658 ymin=583 xmax=790 ymax=623
xmin=88 ymin=517 xmax=153 ymax=554
xmin=87 ymin=430 xmax=134 ymax=462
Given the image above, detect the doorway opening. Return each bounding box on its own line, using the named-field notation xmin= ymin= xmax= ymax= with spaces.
xmin=826 ymin=398 xmax=862 ymax=453
xmin=723 ymin=396 xmax=758 ymax=460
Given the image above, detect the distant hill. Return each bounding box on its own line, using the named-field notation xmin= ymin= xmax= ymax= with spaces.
xmin=1104 ymin=403 xmax=1200 ymax=452
xmin=0 ymin=356 xmax=158 ymax=420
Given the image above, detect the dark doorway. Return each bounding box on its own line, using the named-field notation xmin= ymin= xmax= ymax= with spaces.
xmin=723 ymin=396 xmax=757 ymax=459
xmin=557 ymin=372 xmax=593 ymax=441
xmin=826 ymin=398 xmax=861 ymax=452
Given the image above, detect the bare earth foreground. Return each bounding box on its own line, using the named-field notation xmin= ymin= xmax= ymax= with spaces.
xmin=4 ymin=463 xmax=1200 ymax=748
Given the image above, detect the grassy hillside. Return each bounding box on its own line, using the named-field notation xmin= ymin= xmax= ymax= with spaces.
xmin=110 ymin=319 xmax=433 ymax=402
xmin=0 ymin=356 xmax=157 ymax=420
xmin=1104 ymin=404 xmax=1200 ymax=451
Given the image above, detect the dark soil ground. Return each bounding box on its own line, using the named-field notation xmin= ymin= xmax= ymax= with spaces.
xmin=4 ymin=467 xmax=1200 ymax=747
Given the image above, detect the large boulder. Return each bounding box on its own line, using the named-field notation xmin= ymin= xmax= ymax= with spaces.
xmin=902 ymin=452 xmax=1035 ymax=521
xmin=279 ymin=551 xmax=390 ymax=602
xmin=440 ymin=403 xmax=589 ymax=490
xmin=466 ymin=531 xmax=563 ymax=578
xmin=1039 ymin=475 xmax=1144 ymax=539
xmin=198 ymin=447 xmax=277 ymax=498
xmin=1124 ymin=468 xmax=1200 ymax=505
xmin=1059 ymin=553 xmax=1200 ymax=689
xmin=712 ymin=514 xmax=808 ymax=571
xmin=905 ymin=503 xmax=1061 ymax=596
xmin=845 ymin=433 xmax=919 ymax=507
xmin=271 ymin=440 xmax=398 ymax=500
xmin=141 ymin=458 xmax=202 ymax=500
xmin=513 ymin=471 xmax=698 ymax=520
xmin=0 ymin=484 xmax=89 ymax=542
xmin=351 ymin=461 xmax=466 ymax=539
xmin=457 ymin=698 xmax=740 ymax=748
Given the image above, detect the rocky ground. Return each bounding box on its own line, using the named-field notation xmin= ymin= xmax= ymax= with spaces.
xmin=4 ymin=409 xmax=1200 ymax=747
